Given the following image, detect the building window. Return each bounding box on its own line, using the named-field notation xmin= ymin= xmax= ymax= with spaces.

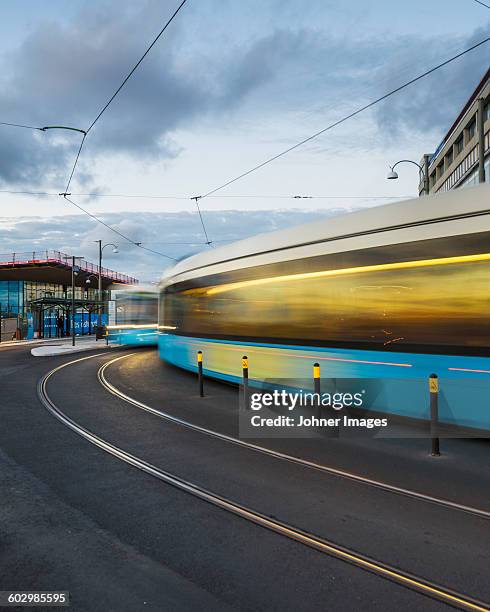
xmin=437 ymin=161 xmax=444 ymax=179
xmin=430 ymin=171 xmax=436 ymax=187
xmin=454 ymin=135 xmax=463 ymax=157
xmin=445 ymin=149 xmax=453 ymax=168
xmin=484 ymin=101 xmax=490 ymax=122
xmin=466 ymin=119 xmax=476 ymax=143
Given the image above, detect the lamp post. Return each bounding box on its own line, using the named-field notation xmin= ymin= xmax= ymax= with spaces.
xmin=67 ymin=255 xmax=84 ymax=347
xmin=387 ymin=159 xmax=429 ymax=196
xmin=95 ymin=241 xmax=118 ymax=332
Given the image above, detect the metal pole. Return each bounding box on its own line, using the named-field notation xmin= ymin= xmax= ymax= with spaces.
xmin=429 ymin=373 xmax=440 ymax=456
xmin=98 ymin=240 xmax=102 ymax=337
xmin=242 ymin=355 xmax=249 ymax=409
xmin=71 ymin=255 xmax=76 ymax=347
xmin=197 ymin=351 xmax=204 ymax=397
xmin=0 ymin=302 xmax=2 ymax=343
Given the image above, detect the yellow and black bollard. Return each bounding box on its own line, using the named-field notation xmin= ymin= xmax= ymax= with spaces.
xmin=242 ymin=355 xmax=249 ymax=409
xmin=429 ymin=373 xmax=440 ymax=456
xmin=197 ymin=351 xmax=204 ymax=397
xmin=313 ymin=362 xmax=321 ymax=419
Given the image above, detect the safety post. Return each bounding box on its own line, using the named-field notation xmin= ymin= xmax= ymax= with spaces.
xmin=242 ymin=355 xmax=249 ymax=409
xmin=429 ymin=373 xmax=440 ymax=456
xmin=313 ymin=362 xmax=321 ymax=419
xmin=105 ymin=329 xmax=109 ymax=346
xmin=197 ymin=351 xmax=204 ymax=397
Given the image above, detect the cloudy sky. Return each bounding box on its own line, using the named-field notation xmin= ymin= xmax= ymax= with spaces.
xmin=0 ymin=0 xmax=488 ymax=280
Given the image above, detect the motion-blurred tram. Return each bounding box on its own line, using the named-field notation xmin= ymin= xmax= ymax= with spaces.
xmin=158 ymin=184 xmax=490 ymax=431
xmin=107 ymin=284 xmax=158 ymax=346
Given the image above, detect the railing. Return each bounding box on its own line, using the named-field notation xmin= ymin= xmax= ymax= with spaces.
xmin=0 ymin=250 xmax=137 ymax=284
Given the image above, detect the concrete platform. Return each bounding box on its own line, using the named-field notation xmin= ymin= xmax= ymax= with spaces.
xmin=31 ymin=339 xmax=115 ymax=356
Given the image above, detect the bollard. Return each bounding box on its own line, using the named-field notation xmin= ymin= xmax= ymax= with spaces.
xmin=429 ymin=373 xmax=440 ymax=456
xmin=313 ymin=362 xmax=321 ymax=419
xmin=197 ymin=351 xmax=204 ymax=397
xmin=242 ymin=355 xmax=249 ymax=409
xmin=105 ymin=330 xmax=109 ymax=346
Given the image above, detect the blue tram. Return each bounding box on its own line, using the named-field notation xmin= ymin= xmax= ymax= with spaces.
xmin=158 ymin=185 xmax=490 ymax=432
xmin=107 ymin=285 xmax=158 ymax=346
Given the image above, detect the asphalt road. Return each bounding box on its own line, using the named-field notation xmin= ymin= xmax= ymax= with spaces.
xmin=0 ymin=344 xmax=488 ymax=611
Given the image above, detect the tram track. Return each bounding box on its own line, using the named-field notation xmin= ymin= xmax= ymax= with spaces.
xmin=38 ymin=354 xmax=490 ymax=611
xmin=98 ymin=353 xmax=490 ymax=521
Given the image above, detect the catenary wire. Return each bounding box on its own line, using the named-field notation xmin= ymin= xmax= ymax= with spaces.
xmin=60 ymin=0 xmax=189 ymax=229
xmin=85 ymin=0 xmax=189 ymax=135
xmin=192 ymin=196 xmax=212 ymax=244
xmin=61 ymin=195 xmax=176 ymax=260
xmin=471 ymin=0 xmax=490 ymax=8
xmin=0 ymin=121 xmax=43 ymax=131
xmin=194 ymin=37 xmax=490 ymax=200
xmin=0 ymin=189 xmax=413 ymax=199
xmin=63 ymin=133 xmax=87 ymax=193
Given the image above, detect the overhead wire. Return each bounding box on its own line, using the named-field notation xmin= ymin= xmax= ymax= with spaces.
xmin=193 ymin=37 xmax=490 ymax=200
xmin=0 ymin=121 xmax=43 ymax=131
xmin=85 ymin=0 xmax=189 ymax=135
xmin=61 ymin=194 xmax=176 ymax=260
xmin=58 ymin=0 xmax=189 ymax=258
xmin=190 ymin=196 xmax=212 ymax=245
xmin=3 ymin=11 xmax=487 ymax=261
xmin=63 ymin=133 xmax=87 ymax=194
xmin=471 ymin=0 xmax=490 ymax=8
xmin=0 ymin=189 xmax=413 ymax=199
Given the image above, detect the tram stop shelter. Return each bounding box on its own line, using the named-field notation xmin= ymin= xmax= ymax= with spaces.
xmin=0 ymin=250 xmax=137 ymax=340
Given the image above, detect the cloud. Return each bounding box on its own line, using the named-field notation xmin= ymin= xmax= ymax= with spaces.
xmin=374 ymin=25 xmax=490 ymax=140
xmin=0 ymin=207 xmax=350 ymax=281
xmin=0 ymin=1 xmax=320 ymax=189
xmin=0 ymin=1 xmax=257 ymax=187
xmin=0 ymin=0 xmax=487 ymax=193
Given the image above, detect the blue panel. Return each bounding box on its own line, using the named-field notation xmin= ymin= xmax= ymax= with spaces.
xmin=0 ymin=282 xmax=8 ymax=312
xmin=158 ymin=333 xmax=490 ymax=431
xmin=108 ymin=327 xmax=158 ymax=346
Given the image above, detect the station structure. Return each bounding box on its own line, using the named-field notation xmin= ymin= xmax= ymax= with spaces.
xmin=0 ymin=250 xmax=137 ymax=341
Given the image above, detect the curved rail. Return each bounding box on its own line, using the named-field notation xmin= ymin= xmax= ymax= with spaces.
xmin=98 ymin=353 xmax=490 ymax=520
xmin=38 ymin=354 xmax=490 ymax=611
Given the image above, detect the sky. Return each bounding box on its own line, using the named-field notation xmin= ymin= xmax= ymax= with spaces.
xmin=0 ymin=0 xmax=488 ymax=280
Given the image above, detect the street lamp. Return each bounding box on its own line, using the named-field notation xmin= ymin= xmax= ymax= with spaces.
xmin=387 ymin=159 xmax=429 ymax=196
xmin=64 ymin=255 xmax=84 ymax=347
xmin=95 ymin=241 xmax=118 ymax=332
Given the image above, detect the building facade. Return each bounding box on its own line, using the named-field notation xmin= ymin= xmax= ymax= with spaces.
xmin=0 ymin=250 xmax=137 ymax=340
xmin=419 ymin=68 xmax=490 ymax=195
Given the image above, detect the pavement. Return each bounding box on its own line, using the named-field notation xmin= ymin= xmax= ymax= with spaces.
xmin=0 ymin=335 xmax=104 ymax=349
xmin=31 ymin=338 xmax=115 ymax=357
xmin=0 ymin=344 xmax=488 ymax=611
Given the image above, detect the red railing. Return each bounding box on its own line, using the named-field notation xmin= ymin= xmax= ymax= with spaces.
xmin=0 ymin=250 xmax=137 ymax=284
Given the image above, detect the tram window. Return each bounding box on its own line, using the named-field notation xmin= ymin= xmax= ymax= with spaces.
xmin=164 ymin=236 xmax=490 ymax=351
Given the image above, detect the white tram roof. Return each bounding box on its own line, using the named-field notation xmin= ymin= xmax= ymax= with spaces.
xmin=161 ymin=184 xmax=490 ymax=286
xmin=111 ymin=283 xmax=158 ymax=296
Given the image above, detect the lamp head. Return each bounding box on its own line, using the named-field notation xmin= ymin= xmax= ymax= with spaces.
xmin=387 ymin=168 xmax=398 ymax=180
xmin=113 ymin=248 xmax=119 ymax=254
